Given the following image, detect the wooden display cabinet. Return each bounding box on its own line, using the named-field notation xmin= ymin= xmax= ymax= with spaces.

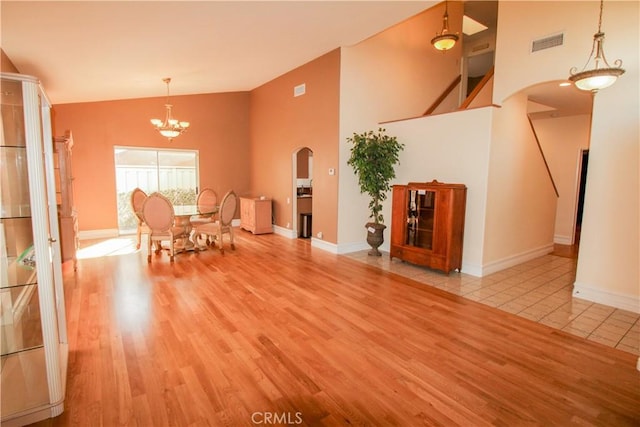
xmin=390 ymin=181 xmax=467 ymax=274
xmin=53 ymin=131 xmax=78 ymax=267
xmin=240 ymin=197 xmax=273 ymax=235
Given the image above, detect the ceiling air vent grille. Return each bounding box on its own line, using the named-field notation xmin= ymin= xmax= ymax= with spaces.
xmin=531 ymin=33 xmax=564 ymax=53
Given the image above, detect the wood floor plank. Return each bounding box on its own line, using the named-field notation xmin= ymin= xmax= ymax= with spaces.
xmin=27 ymin=231 xmax=640 ymax=426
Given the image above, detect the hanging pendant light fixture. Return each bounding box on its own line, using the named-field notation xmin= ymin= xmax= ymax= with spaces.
xmin=569 ymin=0 xmax=625 ymax=92
xmin=431 ymin=0 xmax=459 ymax=52
xmin=150 ymin=77 xmax=190 ymax=141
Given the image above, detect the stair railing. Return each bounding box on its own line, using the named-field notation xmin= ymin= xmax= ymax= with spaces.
xmin=458 ymin=66 xmax=495 ymax=110
xmin=527 ymin=115 xmax=559 ymax=197
xmin=423 ymin=74 xmax=462 ymax=116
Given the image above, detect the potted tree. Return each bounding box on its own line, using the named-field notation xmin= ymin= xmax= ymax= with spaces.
xmin=347 ymin=128 xmax=404 ymax=256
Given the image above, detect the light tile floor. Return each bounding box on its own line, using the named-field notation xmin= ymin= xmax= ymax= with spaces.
xmin=344 ymin=249 xmax=640 ymax=356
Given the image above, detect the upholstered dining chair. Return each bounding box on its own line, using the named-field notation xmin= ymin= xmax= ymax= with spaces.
xmin=141 ymin=192 xmax=187 ymax=263
xmin=190 ymin=188 xmax=218 ymax=245
xmin=195 ymin=188 xmax=218 ymax=218
xmin=193 ymin=190 xmax=237 ymax=254
xmin=130 ymin=187 xmax=150 ymax=249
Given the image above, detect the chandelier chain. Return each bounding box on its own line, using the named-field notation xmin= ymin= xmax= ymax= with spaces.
xmin=163 ymin=78 xmax=172 ymax=106
xmin=597 ymin=0 xmax=603 ymax=33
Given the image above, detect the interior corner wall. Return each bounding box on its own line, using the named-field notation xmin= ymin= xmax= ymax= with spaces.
xmin=532 ymin=114 xmax=591 ymax=244
xmin=249 ymin=49 xmax=340 ymax=244
xmin=483 ymin=92 xmax=557 ymax=273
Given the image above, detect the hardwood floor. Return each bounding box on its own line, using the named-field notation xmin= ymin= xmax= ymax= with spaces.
xmin=346 ymin=243 xmax=639 ymax=355
xmin=551 ymin=243 xmax=580 ymax=259
xmin=32 ymin=231 xmax=639 ymax=426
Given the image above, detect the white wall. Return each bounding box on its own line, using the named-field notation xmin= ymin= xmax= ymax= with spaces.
xmin=338 ymin=1 xmax=458 ymax=249
xmin=574 ymin=2 xmax=639 ymax=313
xmin=495 ymin=1 xmax=639 ymax=311
xmin=337 ymin=0 xmax=639 ymax=306
xmin=483 ymin=91 xmax=558 ymax=271
xmin=575 ymin=75 xmax=639 ymax=312
xmin=533 ymin=114 xmax=591 ymax=244
xmin=467 ymin=75 xmax=494 ymax=109
xmin=574 ymin=46 xmax=639 ymax=312
xmin=384 ymin=107 xmax=494 ymax=275
xmin=494 ymin=1 xmax=603 ymax=104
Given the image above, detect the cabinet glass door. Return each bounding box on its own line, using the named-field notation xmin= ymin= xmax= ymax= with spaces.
xmin=1 ymin=73 xmax=66 ymax=424
xmin=405 ymin=189 xmax=436 ymax=250
xmin=1 ymin=74 xmax=52 ymax=416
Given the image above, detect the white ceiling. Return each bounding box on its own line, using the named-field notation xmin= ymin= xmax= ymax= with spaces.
xmin=2 ymin=0 xmax=591 ymax=118
xmin=525 ymin=82 xmax=593 ymax=119
xmin=1 ymin=0 xmax=435 ymax=104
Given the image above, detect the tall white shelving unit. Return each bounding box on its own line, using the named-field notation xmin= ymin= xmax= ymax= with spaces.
xmin=1 ymin=72 xmax=68 ymax=426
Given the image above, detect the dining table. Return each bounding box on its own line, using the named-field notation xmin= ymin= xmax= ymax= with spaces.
xmin=173 ymin=205 xmax=218 ymax=252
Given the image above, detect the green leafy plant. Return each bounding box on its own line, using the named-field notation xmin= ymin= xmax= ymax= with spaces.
xmin=347 ymin=128 xmax=404 ymax=224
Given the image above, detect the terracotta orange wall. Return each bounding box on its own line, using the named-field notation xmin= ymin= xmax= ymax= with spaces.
xmin=52 ymin=92 xmax=250 ymax=232
xmin=249 ymin=49 xmax=340 ymax=243
xmin=1 ymin=49 xmax=20 ymax=73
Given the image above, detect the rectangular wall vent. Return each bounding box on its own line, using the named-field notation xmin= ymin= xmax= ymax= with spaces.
xmin=472 ymin=42 xmax=490 ymax=53
xmin=531 ymin=33 xmax=564 ymax=53
xmin=294 ymin=83 xmax=306 ymax=97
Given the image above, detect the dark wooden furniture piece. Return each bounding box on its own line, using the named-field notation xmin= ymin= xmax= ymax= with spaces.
xmin=390 ymin=180 xmax=467 ymax=274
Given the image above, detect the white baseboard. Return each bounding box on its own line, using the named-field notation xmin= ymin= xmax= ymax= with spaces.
xmin=573 ymin=282 xmax=640 ymax=314
xmin=554 ymin=234 xmax=573 ymax=245
xmin=336 ymin=241 xmax=370 ymax=254
xmin=272 ymin=224 xmax=342 ymax=253
xmin=480 ymin=243 xmax=554 ymax=277
xmin=273 ymin=224 xmax=373 ymax=255
xmin=273 ymin=224 xmax=297 ymax=239
xmin=461 ymin=262 xmax=483 ymax=277
xmin=311 ymin=238 xmax=339 ymax=253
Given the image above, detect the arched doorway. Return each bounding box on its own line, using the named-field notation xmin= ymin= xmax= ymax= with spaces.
xmin=292 ymin=147 xmax=313 ymax=238
xmin=522 ymin=80 xmax=593 ymax=250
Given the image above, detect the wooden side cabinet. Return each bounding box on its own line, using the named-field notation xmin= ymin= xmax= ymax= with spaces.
xmin=390 ymin=181 xmax=467 ymax=274
xmin=240 ymin=197 xmax=273 ymax=234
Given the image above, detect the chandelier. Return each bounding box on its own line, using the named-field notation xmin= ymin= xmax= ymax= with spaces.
xmin=150 ymin=78 xmax=190 ymax=141
xmin=431 ymin=0 xmax=459 ymax=52
xmin=568 ymin=0 xmax=625 ymax=92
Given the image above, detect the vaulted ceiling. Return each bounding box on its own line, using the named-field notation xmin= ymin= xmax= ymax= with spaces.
xmin=1 ymin=1 xmax=434 ymax=104
xmin=2 ymin=1 xmax=591 ymax=117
